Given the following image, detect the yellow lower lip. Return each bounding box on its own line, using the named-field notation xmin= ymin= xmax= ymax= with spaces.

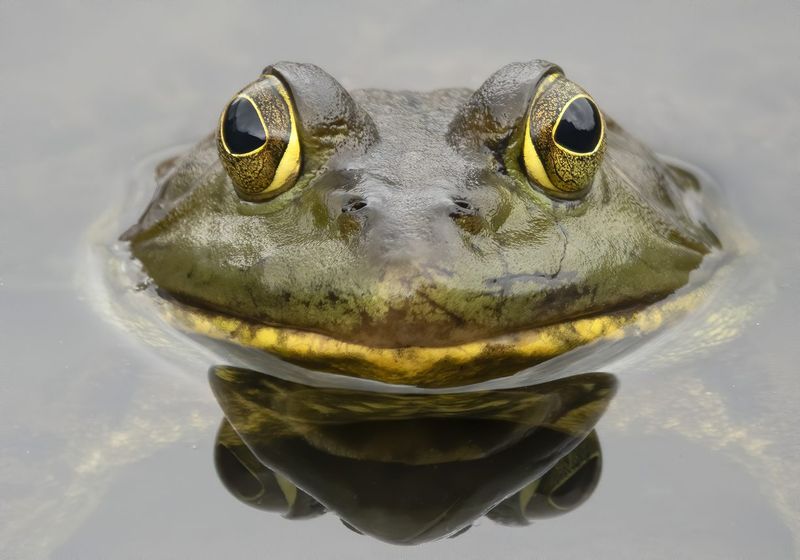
xmin=163 ymin=285 xmax=705 ymax=388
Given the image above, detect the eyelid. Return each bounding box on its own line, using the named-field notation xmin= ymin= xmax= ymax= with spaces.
xmin=533 ymin=72 xmax=562 ymax=102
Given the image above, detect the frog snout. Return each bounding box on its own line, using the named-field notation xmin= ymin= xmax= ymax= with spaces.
xmin=335 ymin=191 xmax=485 ymax=237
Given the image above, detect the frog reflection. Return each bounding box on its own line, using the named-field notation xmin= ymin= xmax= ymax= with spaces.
xmin=209 ymin=367 xmax=616 ymax=544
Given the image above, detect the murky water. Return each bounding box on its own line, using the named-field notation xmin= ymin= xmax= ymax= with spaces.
xmin=2 ymin=1 xmax=799 ymax=558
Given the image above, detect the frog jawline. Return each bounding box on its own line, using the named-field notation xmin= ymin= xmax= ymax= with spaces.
xmin=164 ymin=285 xmax=705 ymax=388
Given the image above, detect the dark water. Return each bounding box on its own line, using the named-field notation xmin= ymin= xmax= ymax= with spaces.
xmin=2 ymin=1 xmax=799 ymax=558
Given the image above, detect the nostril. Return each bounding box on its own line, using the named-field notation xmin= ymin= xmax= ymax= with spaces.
xmin=449 ymin=198 xmax=477 ymax=218
xmin=449 ymin=197 xmax=483 ymax=234
xmin=342 ymin=198 xmax=368 ymax=213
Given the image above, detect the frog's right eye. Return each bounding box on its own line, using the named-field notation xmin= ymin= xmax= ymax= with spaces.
xmin=217 ymin=74 xmax=302 ymax=201
xmin=522 ymin=73 xmax=605 ymax=197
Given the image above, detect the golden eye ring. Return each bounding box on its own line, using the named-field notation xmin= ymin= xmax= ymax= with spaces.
xmin=217 ymin=74 xmax=301 ymax=201
xmin=523 ymin=74 xmax=606 ymax=196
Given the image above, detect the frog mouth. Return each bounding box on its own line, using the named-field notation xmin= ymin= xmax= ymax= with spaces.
xmin=162 ymin=284 xmax=707 ymax=388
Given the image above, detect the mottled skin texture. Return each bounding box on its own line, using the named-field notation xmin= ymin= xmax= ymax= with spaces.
xmin=124 ymin=61 xmax=718 ymax=349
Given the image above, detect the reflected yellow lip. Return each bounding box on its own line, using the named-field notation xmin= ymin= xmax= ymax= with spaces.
xmin=164 ymin=285 xmax=705 ymax=388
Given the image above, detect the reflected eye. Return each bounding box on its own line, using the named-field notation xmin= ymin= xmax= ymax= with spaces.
xmin=217 ymin=74 xmax=301 ymax=201
xmin=523 ymin=74 xmax=605 ymax=195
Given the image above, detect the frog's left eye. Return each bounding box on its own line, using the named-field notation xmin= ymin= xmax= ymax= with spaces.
xmin=523 ymin=74 xmax=605 ymax=196
xmin=217 ymin=74 xmax=301 ymax=201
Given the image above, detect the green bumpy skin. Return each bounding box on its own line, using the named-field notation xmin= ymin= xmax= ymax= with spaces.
xmin=123 ymin=60 xmax=720 ymax=384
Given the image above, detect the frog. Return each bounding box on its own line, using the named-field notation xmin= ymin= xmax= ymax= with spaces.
xmin=122 ymin=60 xmax=723 ymax=388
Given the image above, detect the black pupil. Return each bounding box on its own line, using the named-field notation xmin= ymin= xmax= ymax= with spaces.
xmin=222 ymin=97 xmax=266 ymax=154
xmin=553 ymin=97 xmax=601 ymax=154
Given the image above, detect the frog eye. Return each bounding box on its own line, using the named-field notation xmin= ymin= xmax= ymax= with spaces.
xmin=217 ymin=74 xmax=301 ymax=201
xmin=522 ymin=74 xmax=605 ymax=196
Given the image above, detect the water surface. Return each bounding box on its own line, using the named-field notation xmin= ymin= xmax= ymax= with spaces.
xmin=1 ymin=1 xmax=799 ymax=558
